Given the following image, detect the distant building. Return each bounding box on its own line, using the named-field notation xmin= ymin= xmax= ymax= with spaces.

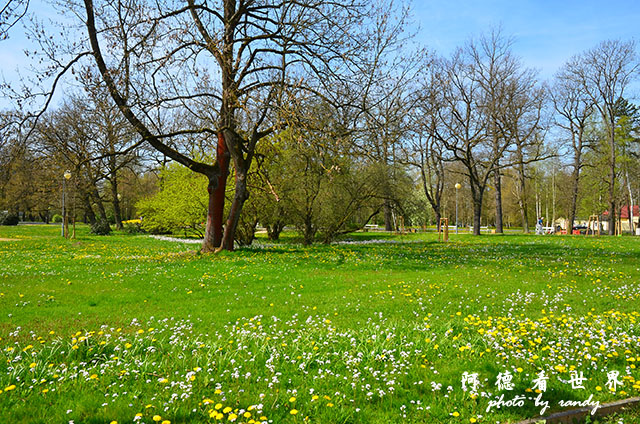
xmin=602 ymin=205 xmax=640 ymax=233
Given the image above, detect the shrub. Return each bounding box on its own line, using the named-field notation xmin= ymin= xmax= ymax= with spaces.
xmin=122 ymin=219 xmax=145 ymax=234
xmin=90 ymin=219 xmax=112 ymax=235
xmin=52 ymin=214 xmax=63 ymax=223
xmin=135 ymin=163 xmax=208 ymax=236
xmin=0 ymin=212 xmax=19 ymax=226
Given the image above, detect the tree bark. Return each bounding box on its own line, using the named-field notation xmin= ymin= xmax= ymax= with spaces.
xmin=267 ymin=222 xmax=285 ymax=240
xmin=202 ymin=132 xmax=230 ymax=253
xmin=472 ymin=197 xmax=482 ymax=236
xmin=91 ymin=186 xmax=108 ymax=221
xmin=517 ymin=171 xmax=529 ymax=233
xmin=493 ymin=168 xmax=503 ymax=233
xmin=383 ymin=199 xmax=393 ymax=231
xmin=626 ymin=169 xmax=635 ymax=236
xmin=110 ymin=179 xmax=123 ymax=230
xmin=82 ymin=192 xmax=97 ymax=225
xmin=303 ymin=215 xmax=314 ymax=245
xmin=219 ymin=160 xmax=249 ymax=252
xmin=470 ymin=182 xmax=483 ymax=235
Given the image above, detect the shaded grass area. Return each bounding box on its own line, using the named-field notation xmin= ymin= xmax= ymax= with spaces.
xmin=1 ymin=225 xmax=639 ymax=423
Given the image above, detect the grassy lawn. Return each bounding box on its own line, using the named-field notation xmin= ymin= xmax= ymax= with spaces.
xmin=1 ymin=225 xmax=639 ymax=423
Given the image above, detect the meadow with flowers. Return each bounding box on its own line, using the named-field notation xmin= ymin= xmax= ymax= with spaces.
xmin=1 ymin=225 xmax=639 ymax=423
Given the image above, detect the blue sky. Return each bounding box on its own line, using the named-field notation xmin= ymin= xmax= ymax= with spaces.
xmin=1 ymin=0 xmax=639 ymax=109
xmin=413 ymin=0 xmax=640 ymax=79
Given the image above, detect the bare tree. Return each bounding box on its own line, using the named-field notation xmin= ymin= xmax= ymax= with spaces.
xmin=503 ymin=71 xmax=547 ymax=233
xmin=346 ymin=9 xmax=416 ymax=231
xmin=14 ymin=0 xmax=407 ymax=251
xmin=467 ymin=30 xmax=547 ymax=233
xmin=404 ymin=56 xmax=447 ymax=227
xmin=35 ymin=100 xmax=111 ymax=224
xmin=434 ymin=32 xmax=547 ymax=235
xmin=552 ymin=62 xmax=596 ymax=234
xmin=468 ymin=30 xmax=519 ymax=233
xmin=78 ymin=0 xmax=406 ymax=251
xmin=436 ymin=49 xmax=494 ymax=235
xmin=0 ymin=0 xmax=28 ymax=40
xmin=565 ymin=40 xmax=639 ymax=234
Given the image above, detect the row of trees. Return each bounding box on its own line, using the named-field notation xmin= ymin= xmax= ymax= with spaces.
xmin=1 ymin=0 xmax=639 ymax=248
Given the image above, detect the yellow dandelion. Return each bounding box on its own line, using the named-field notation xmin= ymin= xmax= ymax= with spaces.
xmin=290 ymin=409 xmax=298 ymax=415
xmin=289 ymin=396 xmax=296 ymax=403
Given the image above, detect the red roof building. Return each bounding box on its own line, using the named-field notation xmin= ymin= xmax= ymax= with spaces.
xmin=602 ymin=205 xmax=639 ymax=219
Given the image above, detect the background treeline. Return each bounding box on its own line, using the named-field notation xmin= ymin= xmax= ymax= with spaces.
xmin=0 ymin=0 xmax=639 ymax=245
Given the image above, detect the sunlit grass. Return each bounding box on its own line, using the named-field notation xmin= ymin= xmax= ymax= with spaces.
xmin=1 ymin=225 xmax=639 ymax=423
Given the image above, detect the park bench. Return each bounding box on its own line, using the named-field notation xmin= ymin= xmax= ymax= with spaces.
xmin=468 ymin=226 xmax=490 ymax=232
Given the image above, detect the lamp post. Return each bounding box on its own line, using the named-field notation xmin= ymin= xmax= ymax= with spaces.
xmin=62 ymin=170 xmax=71 ymax=238
xmin=455 ymin=183 xmax=461 ymax=234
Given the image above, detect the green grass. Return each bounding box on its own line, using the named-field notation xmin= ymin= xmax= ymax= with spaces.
xmin=1 ymin=225 xmax=639 ymax=423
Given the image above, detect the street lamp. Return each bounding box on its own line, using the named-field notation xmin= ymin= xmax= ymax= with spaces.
xmin=62 ymin=170 xmax=71 ymax=238
xmin=455 ymin=183 xmax=461 ymax=234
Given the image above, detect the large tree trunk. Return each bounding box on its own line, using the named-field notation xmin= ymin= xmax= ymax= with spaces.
xmin=472 ymin=198 xmax=482 ymax=236
xmin=470 ymin=182 xmax=483 ymax=236
xmin=91 ymin=186 xmax=108 ymax=221
xmin=383 ymin=199 xmax=393 ymax=231
xmin=110 ymin=179 xmax=123 ymax=230
xmin=82 ymin=192 xmax=97 ymax=225
xmin=518 ymin=197 xmax=529 ymax=233
xmin=202 ymin=132 xmax=230 ymax=253
xmin=219 ymin=163 xmax=249 ymax=252
xmin=303 ymin=214 xmax=314 ymax=245
xmin=267 ymin=221 xmax=285 ymax=240
xmin=493 ymin=169 xmax=503 ymax=233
